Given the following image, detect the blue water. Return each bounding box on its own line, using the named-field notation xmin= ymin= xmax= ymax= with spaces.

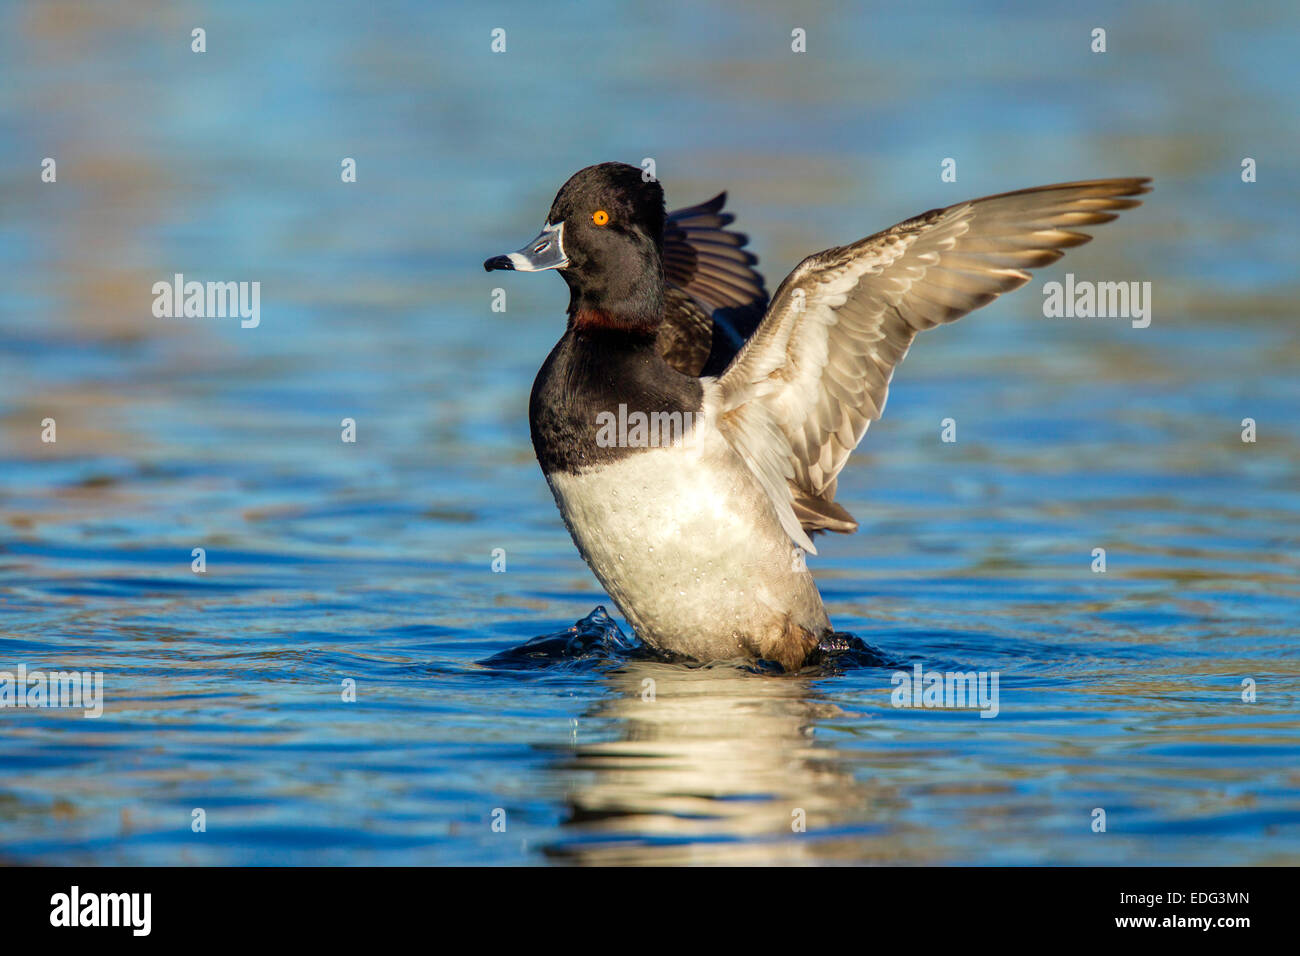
xmin=1 ymin=0 xmax=1298 ymax=864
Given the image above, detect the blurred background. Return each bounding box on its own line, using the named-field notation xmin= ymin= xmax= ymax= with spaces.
xmin=0 ymin=0 xmax=1297 ymax=864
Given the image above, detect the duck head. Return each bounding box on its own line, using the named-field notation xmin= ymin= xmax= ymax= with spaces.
xmin=484 ymin=162 xmax=667 ymax=332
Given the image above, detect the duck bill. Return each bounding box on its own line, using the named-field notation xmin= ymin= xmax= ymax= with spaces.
xmin=483 ymin=221 xmax=568 ymax=272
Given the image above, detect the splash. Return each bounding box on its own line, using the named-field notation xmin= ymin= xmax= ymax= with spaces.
xmin=808 ymin=632 xmax=895 ymax=672
xmin=479 ymin=606 xmax=648 ymax=670
xmin=480 ymin=607 xmax=892 ymax=674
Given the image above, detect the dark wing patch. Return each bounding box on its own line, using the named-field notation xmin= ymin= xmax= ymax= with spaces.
xmin=656 ymin=286 xmax=714 ymax=376
xmin=659 ymin=193 xmax=769 ymax=376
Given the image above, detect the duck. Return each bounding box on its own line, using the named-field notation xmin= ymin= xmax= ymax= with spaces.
xmin=485 ymin=162 xmax=1149 ymax=671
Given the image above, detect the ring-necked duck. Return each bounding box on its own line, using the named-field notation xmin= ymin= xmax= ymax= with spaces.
xmin=486 ymin=162 xmax=1149 ymax=671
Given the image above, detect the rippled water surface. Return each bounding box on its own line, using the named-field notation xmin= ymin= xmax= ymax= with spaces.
xmin=2 ymin=0 xmax=1298 ymax=864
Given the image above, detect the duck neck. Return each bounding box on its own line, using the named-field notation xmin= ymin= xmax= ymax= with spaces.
xmin=565 ymin=259 xmax=664 ymax=335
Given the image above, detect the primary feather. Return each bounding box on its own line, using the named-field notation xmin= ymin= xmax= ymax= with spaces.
xmin=711 ymin=178 xmax=1152 ymax=551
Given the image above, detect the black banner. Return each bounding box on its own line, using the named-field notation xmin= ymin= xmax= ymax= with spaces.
xmin=0 ymin=866 xmax=1281 ymax=942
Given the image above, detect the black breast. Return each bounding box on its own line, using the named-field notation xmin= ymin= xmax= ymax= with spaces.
xmin=529 ymin=327 xmax=705 ymax=476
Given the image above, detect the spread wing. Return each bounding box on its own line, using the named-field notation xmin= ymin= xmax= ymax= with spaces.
xmin=714 ymin=178 xmax=1151 ymax=553
xmin=657 ymin=193 xmax=769 ymax=376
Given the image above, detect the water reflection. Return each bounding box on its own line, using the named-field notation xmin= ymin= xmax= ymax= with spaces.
xmin=548 ymin=662 xmax=909 ymax=865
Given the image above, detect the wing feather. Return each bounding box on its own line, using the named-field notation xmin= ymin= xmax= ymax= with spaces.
xmin=714 ymin=178 xmax=1151 ymax=550
xmin=658 ymin=193 xmax=770 ymax=376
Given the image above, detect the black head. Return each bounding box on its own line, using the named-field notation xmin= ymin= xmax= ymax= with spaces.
xmin=484 ymin=162 xmax=667 ymax=332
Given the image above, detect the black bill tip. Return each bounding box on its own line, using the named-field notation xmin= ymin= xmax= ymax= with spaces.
xmin=483 ymin=255 xmax=514 ymax=272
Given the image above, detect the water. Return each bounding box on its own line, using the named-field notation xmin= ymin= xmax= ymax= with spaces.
xmin=1 ymin=0 xmax=1298 ymax=865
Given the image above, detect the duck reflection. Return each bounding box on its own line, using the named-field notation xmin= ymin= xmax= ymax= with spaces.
xmin=541 ymin=660 xmax=902 ymax=865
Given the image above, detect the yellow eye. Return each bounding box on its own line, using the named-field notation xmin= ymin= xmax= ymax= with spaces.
xmin=592 ymin=209 xmax=610 ymax=226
